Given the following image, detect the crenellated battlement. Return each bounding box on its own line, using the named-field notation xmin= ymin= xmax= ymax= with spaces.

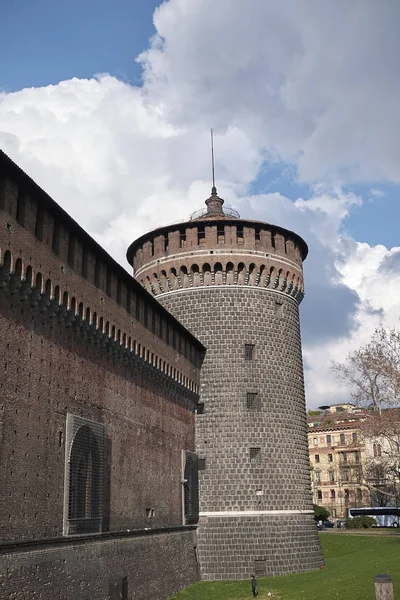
xmin=127 ymin=217 xmax=307 ymax=304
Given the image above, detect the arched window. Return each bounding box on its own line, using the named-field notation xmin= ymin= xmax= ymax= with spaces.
xmin=65 ymin=415 xmax=104 ymax=535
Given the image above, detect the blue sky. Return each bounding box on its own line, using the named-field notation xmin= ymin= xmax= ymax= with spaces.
xmin=2 ymin=0 xmax=400 ymax=250
xmin=1 ymin=0 xmax=159 ymax=91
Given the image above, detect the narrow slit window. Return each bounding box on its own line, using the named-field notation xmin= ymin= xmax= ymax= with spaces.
xmin=237 ymin=225 xmax=244 ymax=244
xmin=180 ymin=230 xmax=186 ymax=248
xmin=244 ymin=344 xmax=255 ymax=361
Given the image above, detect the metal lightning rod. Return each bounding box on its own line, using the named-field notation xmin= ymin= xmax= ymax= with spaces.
xmin=211 ymin=129 xmax=217 ymax=195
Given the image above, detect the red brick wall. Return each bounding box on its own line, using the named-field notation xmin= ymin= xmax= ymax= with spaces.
xmin=0 ymin=151 xmax=203 ymax=542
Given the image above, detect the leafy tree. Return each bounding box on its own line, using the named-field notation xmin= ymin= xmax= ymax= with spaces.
xmin=313 ymin=504 xmax=330 ymax=522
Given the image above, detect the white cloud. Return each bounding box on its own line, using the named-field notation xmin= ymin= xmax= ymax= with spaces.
xmin=1 ymin=1 xmax=400 ymax=408
xmin=141 ymin=0 xmax=400 ymax=184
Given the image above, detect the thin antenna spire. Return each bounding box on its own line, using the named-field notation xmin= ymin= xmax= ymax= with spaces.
xmin=211 ymin=128 xmax=217 ymax=196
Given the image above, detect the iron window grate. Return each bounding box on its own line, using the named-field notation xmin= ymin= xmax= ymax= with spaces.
xmin=247 ymin=392 xmax=260 ymax=410
xmin=244 ymin=344 xmax=255 ymax=361
xmin=250 ymin=447 xmax=261 ymax=464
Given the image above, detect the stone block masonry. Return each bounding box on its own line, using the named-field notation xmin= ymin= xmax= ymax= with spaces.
xmin=0 ymin=528 xmax=199 ymax=600
xmin=158 ymin=287 xmax=324 ymax=579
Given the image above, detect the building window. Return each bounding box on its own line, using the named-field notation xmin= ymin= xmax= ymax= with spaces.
xmin=182 ymin=451 xmax=199 ymax=525
xmin=255 ymin=227 xmax=261 ymax=242
xmin=342 ymin=470 xmax=349 ymax=482
xmin=352 ymin=432 xmax=358 ymax=443
xmin=313 ymin=437 xmax=318 ymax=446
xmin=330 ymin=489 xmax=336 ymax=499
xmin=315 ymin=471 xmax=321 ymax=483
xmin=180 ymin=230 xmax=186 ymax=248
xmin=354 ymin=451 xmax=360 ymax=463
xmin=244 ymin=344 xmax=255 ymax=361
xmin=329 ymin=470 xmax=335 ymax=483
xmin=317 ymin=490 xmax=322 ymax=500
xmin=64 ymin=414 xmax=105 ymax=536
xmin=250 ymin=447 xmax=261 ymax=464
xmin=328 ymin=453 xmax=333 ymax=462
xmin=341 ymin=452 xmax=348 ymax=464
xmin=196 ymin=402 xmax=205 ymax=415
xmin=271 ymin=232 xmax=276 ymax=249
xmin=326 ymin=435 xmax=332 ymax=445
xmin=246 ymin=392 xmax=260 ymax=410
xmin=315 ymin=454 xmax=320 ymax=463
xmin=340 ymin=433 xmax=346 ymax=444
xmin=373 ymin=443 xmax=382 ymax=458
xmin=332 ymin=508 xmax=337 ymax=517
xmin=237 ymin=225 xmax=244 ymax=244
xmin=198 ymin=458 xmax=206 ymax=471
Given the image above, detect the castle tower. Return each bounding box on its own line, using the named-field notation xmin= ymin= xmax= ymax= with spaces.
xmin=127 ymin=187 xmax=323 ymax=580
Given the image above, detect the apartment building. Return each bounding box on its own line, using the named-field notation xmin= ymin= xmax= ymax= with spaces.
xmin=308 ymin=404 xmax=370 ymax=519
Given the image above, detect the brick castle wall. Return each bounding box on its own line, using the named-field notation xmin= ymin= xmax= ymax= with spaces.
xmin=0 ymin=150 xmax=204 ymax=543
xmin=0 ymin=293 xmax=196 ymax=540
xmin=158 ymin=287 xmax=324 ymax=579
xmin=0 ymin=528 xmax=198 ymax=600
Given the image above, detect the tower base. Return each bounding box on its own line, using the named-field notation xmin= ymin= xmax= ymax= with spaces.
xmin=197 ymin=512 xmax=324 ymax=580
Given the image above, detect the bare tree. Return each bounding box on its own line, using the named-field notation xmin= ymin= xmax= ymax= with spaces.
xmin=332 ymin=327 xmax=400 ymax=413
xmin=359 ymin=409 xmax=400 ymax=505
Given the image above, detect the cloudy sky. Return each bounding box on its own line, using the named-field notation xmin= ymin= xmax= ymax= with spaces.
xmin=1 ymin=0 xmax=400 ymax=408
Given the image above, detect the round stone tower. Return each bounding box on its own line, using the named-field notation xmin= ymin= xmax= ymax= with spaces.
xmin=127 ymin=187 xmax=323 ymax=580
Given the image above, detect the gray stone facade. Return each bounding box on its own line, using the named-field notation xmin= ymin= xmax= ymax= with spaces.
xmin=158 ymin=286 xmax=323 ymax=579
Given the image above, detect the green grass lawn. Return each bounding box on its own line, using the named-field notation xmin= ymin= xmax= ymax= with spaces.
xmin=171 ymin=533 xmax=400 ymax=600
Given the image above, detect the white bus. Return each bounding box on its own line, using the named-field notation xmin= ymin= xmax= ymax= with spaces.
xmin=348 ymin=507 xmax=400 ymax=527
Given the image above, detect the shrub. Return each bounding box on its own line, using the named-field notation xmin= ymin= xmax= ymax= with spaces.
xmin=345 ymin=516 xmax=377 ymax=529
xmin=313 ymin=504 xmax=330 ymax=522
